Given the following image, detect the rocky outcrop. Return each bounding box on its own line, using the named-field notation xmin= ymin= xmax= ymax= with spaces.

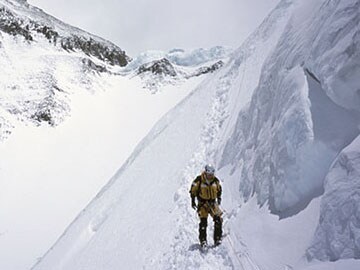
xmin=137 ymin=58 xmax=177 ymax=77
xmin=189 ymin=60 xmax=224 ymax=78
xmin=0 ymin=6 xmax=130 ymax=66
xmin=61 ymin=36 xmax=129 ymax=66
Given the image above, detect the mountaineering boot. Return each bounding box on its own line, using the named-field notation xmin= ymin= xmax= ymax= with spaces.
xmin=200 ymin=240 xmax=208 ymax=248
xmin=199 ymin=218 xmax=207 ymax=245
xmin=214 ymin=239 xmax=222 ymax=246
xmin=213 ymin=216 xmax=222 ymax=245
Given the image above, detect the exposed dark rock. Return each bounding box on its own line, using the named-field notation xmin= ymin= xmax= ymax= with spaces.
xmin=82 ymin=58 xmax=107 ymax=73
xmin=0 ymin=7 xmax=32 ymax=40
xmin=32 ymin=109 xmax=52 ymax=125
xmin=61 ymin=36 xmax=129 ymax=66
xmin=0 ymin=7 xmax=130 ymax=67
xmin=36 ymin=25 xmax=59 ymax=44
xmin=138 ymin=58 xmax=177 ymax=77
xmin=0 ymin=116 xmax=13 ymax=142
xmin=28 ymin=90 xmax=69 ymax=126
xmin=192 ymin=60 xmax=224 ymax=77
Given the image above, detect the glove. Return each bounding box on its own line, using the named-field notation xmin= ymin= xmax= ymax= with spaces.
xmin=217 ymin=198 xmax=221 ymax=205
xmin=191 ymin=197 xmax=197 ymax=210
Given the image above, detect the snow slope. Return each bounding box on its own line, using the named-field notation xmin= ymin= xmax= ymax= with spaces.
xmin=0 ymin=1 xmax=134 ymax=268
xmin=0 ymin=1 xmax=228 ymax=269
xmin=24 ymin=0 xmax=360 ymax=269
xmin=0 ymin=73 xmax=204 ymax=270
xmin=32 ymin=1 xmax=298 ymax=269
xmin=0 ymin=0 xmax=130 ymax=142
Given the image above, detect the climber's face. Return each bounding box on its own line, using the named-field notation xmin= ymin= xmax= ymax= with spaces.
xmin=205 ymin=172 xmax=214 ymax=180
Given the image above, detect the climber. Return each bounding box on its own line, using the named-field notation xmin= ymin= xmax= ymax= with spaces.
xmin=189 ymin=164 xmax=223 ymax=248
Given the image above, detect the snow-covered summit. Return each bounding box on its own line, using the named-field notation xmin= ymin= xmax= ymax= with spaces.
xmin=123 ymin=46 xmax=232 ymax=72
xmin=123 ymin=46 xmax=231 ymax=93
xmin=167 ymin=46 xmax=232 ymax=66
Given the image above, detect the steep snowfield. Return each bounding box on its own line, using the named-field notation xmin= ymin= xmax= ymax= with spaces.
xmin=0 ymin=1 xmax=131 ymax=268
xmin=0 ymin=74 xmax=203 ymax=270
xmin=32 ymin=1 xmax=298 ymax=269
xmin=0 ymin=1 xmax=228 ymax=269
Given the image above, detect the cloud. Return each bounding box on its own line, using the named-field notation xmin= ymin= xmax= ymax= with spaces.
xmin=28 ymin=0 xmax=279 ymax=56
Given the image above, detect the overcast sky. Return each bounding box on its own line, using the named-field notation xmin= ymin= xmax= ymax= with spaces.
xmin=28 ymin=0 xmax=279 ymax=56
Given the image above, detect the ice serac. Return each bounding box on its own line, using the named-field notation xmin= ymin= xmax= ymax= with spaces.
xmin=218 ymin=0 xmax=360 ymax=218
xmin=307 ymin=135 xmax=360 ymax=261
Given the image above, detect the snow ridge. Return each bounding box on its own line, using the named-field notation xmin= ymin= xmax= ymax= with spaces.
xmin=160 ymin=65 xmax=237 ymax=270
